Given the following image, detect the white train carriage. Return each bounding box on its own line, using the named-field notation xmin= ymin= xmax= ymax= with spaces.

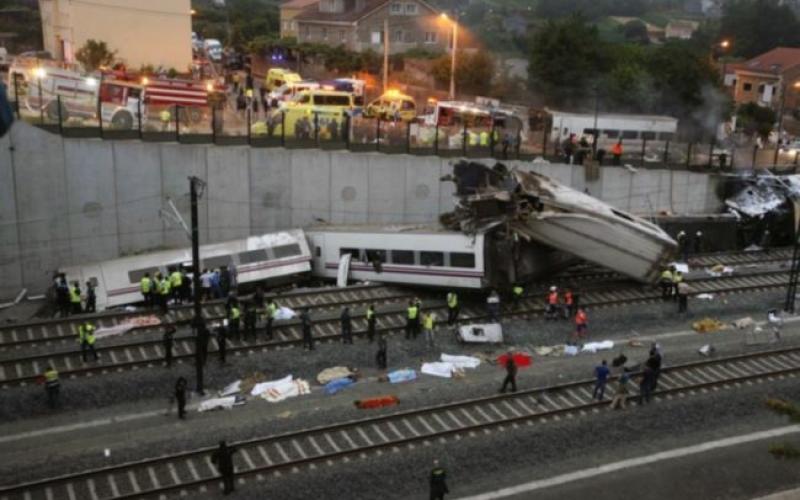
xmin=60 ymin=230 xmax=312 ymax=310
xmin=307 ymin=226 xmax=489 ymax=289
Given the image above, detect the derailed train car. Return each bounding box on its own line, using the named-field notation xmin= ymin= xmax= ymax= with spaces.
xmin=441 ymin=161 xmax=677 ymax=283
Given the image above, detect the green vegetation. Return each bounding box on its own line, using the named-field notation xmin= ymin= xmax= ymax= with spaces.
xmin=736 ymin=103 xmax=777 ymax=139
xmin=75 ymin=39 xmax=116 ymax=71
xmin=430 ymin=50 xmax=495 ymax=96
xmin=0 ymin=0 xmax=42 ymax=53
xmin=191 ymin=0 xmax=279 ymax=50
xmin=717 ymin=0 xmax=800 ymax=58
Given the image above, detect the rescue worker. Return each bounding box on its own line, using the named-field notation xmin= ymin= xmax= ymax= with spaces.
xmin=253 ymin=286 xmax=265 ymax=310
xmin=228 ymin=301 xmax=241 ymax=340
xmin=500 ymin=351 xmax=517 ymax=393
xmin=660 ymin=266 xmax=674 ymax=300
xmin=610 ymin=372 xmax=630 ymax=410
xmin=216 ymin=322 xmax=228 ymax=365
xmin=429 ymin=459 xmax=449 ymax=500
xmin=84 ymin=281 xmax=96 ymax=313
xmin=545 ymin=286 xmax=559 ymax=320
xmin=479 ymin=130 xmax=490 ymax=149
xmin=56 ymin=276 xmax=70 ymax=317
xmin=301 ymin=308 xmax=314 ymax=350
xmin=211 ymin=440 xmax=238 ymax=495
xmin=78 ymin=321 xmax=98 ymax=362
xmin=574 ymin=307 xmax=588 ymax=341
xmin=423 ymin=311 xmax=437 ymax=349
xmin=175 ymin=376 xmax=188 ymax=419
xmin=405 ymin=300 xmax=419 ymax=340
xmin=611 ymin=140 xmax=623 ymax=165
xmin=648 ymin=345 xmax=663 ymax=392
xmin=512 ymin=283 xmax=524 ymax=309
xmin=694 ymin=230 xmax=703 ymax=254
xmin=671 ymin=271 xmax=684 ymax=302
xmin=340 ymin=307 xmax=353 ymax=344
xmin=564 ymin=288 xmax=575 ymax=319
xmin=69 ymin=281 xmax=83 ymax=315
xmin=160 ymin=108 xmax=171 ymax=132
xmin=163 ymin=325 xmax=176 ymax=367
xmin=181 ymin=269 xmax=191 ymax=303
xmin=487 ymin=289 xmax=501 ymax=322
xmin=376 ymin=335 xmax=388 ymax=370
xmin=677 ymin=280 xmax=690 ymax=313
xmin=243 ymin=301 xmax=257 ymax=341
xmin=677 ymin=230 xmax=688 ymax=262
xmin=446 ymin=291 xmax=459 ymax=326
xmin=264 ymin=298 xmax=277 ymax=340
xmin=170 ymin=267 xmax=183 ymax=305
xmin=593 ymin=359 xmax=610 ymax=401
xmin=366 ymin=304 xmax=376 ymax=342
xmin=43 ymin=366 xmax=60 ymax=409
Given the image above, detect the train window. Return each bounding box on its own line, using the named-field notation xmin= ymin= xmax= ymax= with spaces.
xmin=641 ymin=131 xmax=656 ymax=140
xmin=658 ymin=132 xmax=674 ymax=141
xmin=390 ymin=250 xmax=414 ymax=265
xmin=273 ymin=243 xmax=302 ymax=259
xmin=621 ymin=130 xmax=638 ymax=139
xmin=128 ymin=267 xmax=160 ymax=284
xmin=203 ymin=255 xmax=233 ymax=270
xmin=603 ymin=130 xmax=619 ymax=139
xmin=238 ymin=249 xmax=268 ymax=265
xmin=420 ymin=251 xmax=444 ymax=267
xmin=365 ymin=249 xmax=387 ymax=263
xmin=450 ymin=253 xmax=475 ymax=268
xmin=340 ymin=248 xmax=361 ymax=260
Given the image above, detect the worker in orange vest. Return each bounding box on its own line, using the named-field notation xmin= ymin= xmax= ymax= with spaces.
xmin=575 ymin=307 xmax=588 ymax=341
xmin=611 ymin=140 xmax=623 ymax=165
xmin=563 ymin=288 xmax=575 ymax=319
xmin=545 ymin=286 xmax=559 ymax=321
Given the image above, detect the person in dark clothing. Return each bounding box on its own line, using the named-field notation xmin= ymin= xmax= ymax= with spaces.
xmin=264 ymin=299 xmax=276 ymax=340
xmin=500 ymin=352 xmax=518 ymax=393
xmin=84 ymin=281 xmax=96 ymax=313
xmin=163 ymin=325 xmax=176 ymax=367
xmin=376 ymin=336 xmax=387 ymax=370
xmin=243 ymin=302 xmax=257 ymax=340
xmin=647 ymin=346 xmax=663 ymax=391
xmin=639 ymin=366 xmax=655 ymax=404
xmin=366 ymin=304 xmax=376 ymax=342
xmin=175 ymin=376 xmax=188 ymax=419
xmin=253 ymin=286 xmax=265 ymax=309
xmin=593 ymin=359 xmax=610 ymax=400
xmin=693 ymin=230 xmax=703 ymax=254
xmin=301 ymin=308 xmax=314 ymax=350
xmin=56 ymin=276 xmax=70 ymax=317
xmin=340 ymin=307 xmax=353 ymax=344
xmin=220 ymin=266 xmax=231 ymax=297
xmin=211 ymin=440 xmax=238 ymax=495
xmin=429 ymin=459 xmax=449 ymax=500
xmin=216 ymin=323 xmax=228 ymax=365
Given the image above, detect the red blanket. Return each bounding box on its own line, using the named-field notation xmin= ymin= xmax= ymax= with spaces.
xmin=496 ymin=352 xmax=532 ymax=368
xmin=354 ymin=395 xmax=400 ymax=410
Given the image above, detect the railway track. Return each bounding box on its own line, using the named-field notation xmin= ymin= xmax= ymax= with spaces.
xmin=690 ymin=247 xmax=793 ymax=267
xmin=2 ymin=346 xmax=798 ymax=500
xmin=0 ymin=270 xmax=789 ymax=388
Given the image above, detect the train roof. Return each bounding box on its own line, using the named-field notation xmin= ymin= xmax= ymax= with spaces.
xmin=305 ymin=224 xmax=476 ymax=235
xmin=546 ymin=108 xmax=678 ymax=124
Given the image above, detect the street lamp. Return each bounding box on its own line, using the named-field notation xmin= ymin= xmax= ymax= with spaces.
xmin=33 ymin=67 xmax=46 ymax=123
xmin=441 ymin=12 xmax=458 ymax=100
xmin=773 ymin=80 xmax=800 ymax=165
xmin=717 ymin=39 xmax=731 ymax=87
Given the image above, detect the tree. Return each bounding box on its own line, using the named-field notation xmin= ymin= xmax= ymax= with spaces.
xmin=719 ymin=0 xmax=800 ymax=58
xmin=622 ymin=20 xmax=650 ymax=45
xmin=527 ymin=15 xmax=611 ymax=106
xmin=536 ymin=0 xmax=647 ymax=20
xmin=75 ymin=39 xmax=116 ymax=71
xmin=737 ymin=102 xmax=777 ymax=138
xmin=431 ymin=50 xmax=495 ymax=96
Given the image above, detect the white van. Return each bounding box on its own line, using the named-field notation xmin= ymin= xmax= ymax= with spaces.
xmin=267 ymin=81 xmax=320 ymax=107
xmin=204 ymin=39 xmax=223 ymax=61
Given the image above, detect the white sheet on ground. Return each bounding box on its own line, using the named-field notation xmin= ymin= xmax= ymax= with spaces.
xmin=219 ymin=380 xmax=242 ymax=397
xmin=387 ymin=369 xmax=417 ymax=383
xmin=581 ymin=340 xmax=614 ymax=353
xmin=671 ymin=262 xmax=690 ymax=274
xmin=274 ymin=307 xmax=296 ymax=320
xmin=421 ymin=362 xmax=457 ymax=378
xmin=696 ymin=293 xmax=715 ymax=300
xmin=260 ymin=379 xmax=311 ymax=403
xmin=198 ymin=396 xmax=237 ymax=412
xmin=250 ymin=375 xmax=293 ymax=396
xmin=440 ymin=354 xmax=481 ymax=369
xmin=317 ymin=366 xmax=355 ymax=385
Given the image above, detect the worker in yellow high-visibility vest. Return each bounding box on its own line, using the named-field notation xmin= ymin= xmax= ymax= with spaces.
xmin=423 ymin=311 xmax=437 ymax=349
xmin=78 ymin=321 xmax=98 ymax=362
xmin=446 ymin=291 xmax=459 ymax=326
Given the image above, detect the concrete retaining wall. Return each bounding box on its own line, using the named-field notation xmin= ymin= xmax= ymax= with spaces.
xmin=0 ymin=122 xmax=724 ymax=297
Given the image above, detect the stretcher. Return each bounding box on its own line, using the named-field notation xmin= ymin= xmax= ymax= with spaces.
xmin=456 ymin=323 xmax=503 ymax=344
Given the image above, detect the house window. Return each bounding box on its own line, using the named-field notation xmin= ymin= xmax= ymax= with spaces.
xmin=405 ymin=3 xmax=417 ymax=14
xmin=758 ymin=83 xmax=765 ymax=94
xmin=283 ymin=21 xmax=289 ymax=30
xmin=321 ymin=27 xmax=328 ymax=39
xmin=743 ymin=83 xmax=752 ymax=91
xmin=390 ymin=2 xmax=402 ymax=13
xmin=424 ymin=31 xmax=437 ymax=43
xmin=302 ymin=26 xmax=310 ymax=38
xmin=339 ymin=30 xmax=346 ymax=42
xmin=393 ymin=29 xmax=404 ymax=42
xmin=291 ymin=21 xmax=297 ymax=30
xmin=371 ymin=31 xmax=382 ymax=44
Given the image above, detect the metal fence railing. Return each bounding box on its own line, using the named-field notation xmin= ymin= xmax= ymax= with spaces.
xmin=9 ymin=92 xmax=800 ymax=173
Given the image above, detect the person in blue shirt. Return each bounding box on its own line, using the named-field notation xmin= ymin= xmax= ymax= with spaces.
xmin=593 ymin=359 xmax=610 ymax=401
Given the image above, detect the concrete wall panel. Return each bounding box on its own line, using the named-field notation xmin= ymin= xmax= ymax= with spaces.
xmin=160 ymin=144 xmax=209 ymax=248
xmin=290 ymin=149 xmax=331 ymax=226
xmin=206 ymin=146 xmax=251 ymax=242
xmin=366 ymin=154 xmax=406 ymax=224
xmin=63 ymin=140 xmax=118 ymax=264
xmin=112 ymin=141 xmax=163 ymax=254
xmin=250 ymin=148 xmax=293 ymax=233
xmin=0 ymin=131 xmax=22 ymax=297
xmin=404 ymin=155 xmax=441 ymax=223
xmin=330 ymin=151 xmax=368 ymax=224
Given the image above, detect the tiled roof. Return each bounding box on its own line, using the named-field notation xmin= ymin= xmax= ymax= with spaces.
xmin=282 ymin=0 xmax=318 ymax=10
xmin=742 ymin=47 xmax=800 ymax=75
xmin=294 ymin=0 xmax=388 ymax=23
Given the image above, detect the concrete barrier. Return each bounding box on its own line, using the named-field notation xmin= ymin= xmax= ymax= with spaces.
xmin=0 ymin=122 xmax=724 ymax=297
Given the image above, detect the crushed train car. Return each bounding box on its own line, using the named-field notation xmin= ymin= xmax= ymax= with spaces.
xmin=441 ymin=161 xmax=678 ymax=283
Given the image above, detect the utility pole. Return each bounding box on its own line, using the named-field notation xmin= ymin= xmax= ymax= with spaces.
xmin=774 ymin=81 xmax=789 ymax=166
xmin=383 ymin=18 xmax=389 ymax=93
xmin=189 ymin=176 xmax=206 ymax=395
xmin=449 ymin=13 xmax=458 ymax=100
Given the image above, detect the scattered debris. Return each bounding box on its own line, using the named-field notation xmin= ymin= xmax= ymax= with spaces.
xmin=698 ymin=344 xmax=715 ymax=357
xmin=693 ymin=318 xmax=726 ymax=333
xmin=441 ymin=353 xmax=481 ymax=369
xmin=355 ymin=395 xmax=399 ymax=410
xmin=456 ymin=323 xmax=503 ymax=344
xmin=274 ymin=306 xmax=296 ymax=320
xmin=95 ymin=315 xmax=161 ymax=339
xmin=317 ymin=366 xmax=357 ymax=385
xmin=581 ymin=341 xmax=614 ymax=353
xmin=705 ymin=264 xmax=734 ymax=277
xmin=198 ymin=395 xmax=245 ymax=412
xmin=732 ymin=317 xmax=755 ymax=330
xmin=219 ymin=380 xmax=242 ymax=397
xmin=627 ymin=340 xmax=645 ymax=347
xmin=564 ymin=345 xmax=579 ymax=356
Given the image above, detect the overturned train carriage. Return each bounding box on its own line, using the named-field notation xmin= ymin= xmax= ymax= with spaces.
xmin=442 ymin=162 xmax=677 ymax=284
